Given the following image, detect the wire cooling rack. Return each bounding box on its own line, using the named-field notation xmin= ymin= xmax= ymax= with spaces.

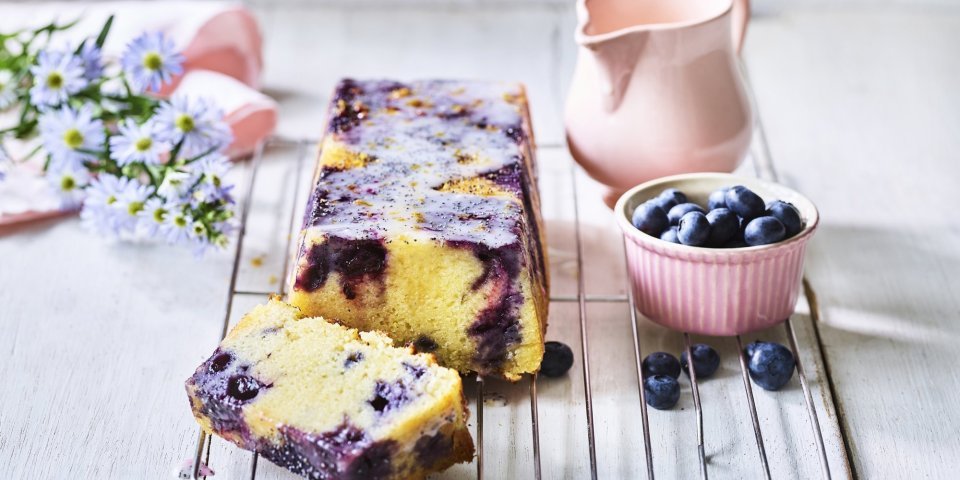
xmin=190 ymin=99 xmax=850 ymax=479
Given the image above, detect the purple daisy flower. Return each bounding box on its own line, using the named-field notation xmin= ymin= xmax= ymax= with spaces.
xmin=38 ymin=104 xmax=106 ymax=167
xmin=136 ymin=197 xmax=180 ymax=237
xmin=81 ymin=174 xmax=154 ymax=237
xmin=29 ymin=50 xmax=87 ymax=107
xmin=120 ymin=32 xmax=184 ymax=93
xmin=191 ymin=153 xmax=234 ymax=203
xmin=109 ymin=119 xmax=169 ymax=166
xmin=155 ymin=95 xmax=233 ymax=157
xmin=46 ymin=164 xmax=91 ymax=209
xmin=160 ymin=205 xmax=194 ymax=245
xmin=77 ymin=42 xmax=104 ymax=81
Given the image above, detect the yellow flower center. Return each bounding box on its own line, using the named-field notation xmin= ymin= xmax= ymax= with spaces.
xmin=60 ymin=175 xmax=76 ymax=191
xmin=135 ymin=137 xmax=153 ymax=152
xmin=142 ymin=52 xmax=163 ymax=71
xmin=192 ymin=222 xmax=207 ymax=236
xmin=63 ymin=128 xmax=84 ymax=149
xmin=175 ymin=113 xmax=195 ymax=133
xmin=106 ymin=195 xmax=117 ymax=205
xmin=174 ymin=215 xmax=187 ymax=228
xmin=152 ymin=208 xmax=167 ymax=223
xmin=127 ymin=201 xmax=144 ymax=215
xmin=206 ymin=173 xmax=221 ymax=188
xmin=46 ymin=72 xmax=64 ymax=89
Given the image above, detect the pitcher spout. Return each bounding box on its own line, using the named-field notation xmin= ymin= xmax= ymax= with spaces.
xmin=574 ymin=0 xmax=656 ymax=112
xmin=575 ymin=29 xmax=649 ymax=112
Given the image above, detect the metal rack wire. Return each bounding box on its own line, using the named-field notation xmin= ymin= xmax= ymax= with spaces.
xmin=191 ymin=130 xmax=841 ymax=479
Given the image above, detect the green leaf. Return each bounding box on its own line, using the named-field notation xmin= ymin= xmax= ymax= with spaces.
xmin=50 ymin=18 xmax=81 ymax=34
xmin=30 ymin=18 xmax=79 ymax=38
xmin=95 ymin=15 xmax=114 ymax=48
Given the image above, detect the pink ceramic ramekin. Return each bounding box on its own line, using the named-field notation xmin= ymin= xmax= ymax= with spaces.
xmin=615 ymin=173 xmax=819 ymax=335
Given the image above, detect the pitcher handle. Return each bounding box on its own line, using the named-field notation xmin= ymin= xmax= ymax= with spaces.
xmin=732 ymin=0 xmax=750 ymax=54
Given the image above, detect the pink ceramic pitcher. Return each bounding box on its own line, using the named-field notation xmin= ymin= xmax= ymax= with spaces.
xmin=565 ymin=0 xmax=752 ymax=206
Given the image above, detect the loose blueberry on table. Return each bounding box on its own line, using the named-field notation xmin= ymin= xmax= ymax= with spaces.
xmin=540 ymin=341 xmax=574 ymax=378
xmin=630 ymin=185 xmax=804 ymax=248
xmin=641 ymin=352 xmax=681 ymax=379
xmin=744 ymin=341 xmax=796 ymax=391
xmin=680 ymin=343 xmax=721 ymax=378
xmin=644 ymin=375 xmax=681 ymax=410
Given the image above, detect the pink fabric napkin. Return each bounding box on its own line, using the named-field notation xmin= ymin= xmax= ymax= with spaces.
xmin=0 ymin=2 xmax=277 ymax=228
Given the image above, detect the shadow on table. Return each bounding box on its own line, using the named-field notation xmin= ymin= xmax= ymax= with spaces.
xmin=805 ymin=224 xmax=960 ymax=344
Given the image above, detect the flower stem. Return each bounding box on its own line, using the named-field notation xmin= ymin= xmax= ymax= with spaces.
xmin=183 ymin=145 xmax=219 ymax=164
xmin=141 ymin=163 xmax=157 ymax=185
xmin=169 ymin=137 xmax=185 ymax=164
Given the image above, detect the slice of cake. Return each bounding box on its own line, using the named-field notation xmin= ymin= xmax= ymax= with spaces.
xmin=289 ymin=79 xmax=549 ymax=381
xmin=185 ymin=299 xmax=474 ymax=480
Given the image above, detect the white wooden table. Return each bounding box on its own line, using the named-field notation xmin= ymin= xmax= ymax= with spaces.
xmin=2 ymin=1 xmax=958 ymax=478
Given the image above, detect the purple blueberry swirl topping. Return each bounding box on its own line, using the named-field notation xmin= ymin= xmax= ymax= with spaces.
xmin=368 ymin=380 xmax=411 ymax=415
xmin=411 ymin=335 xmax=438 ymax=353
xmin=344 ymin=351 xmax=364 ymax=368
xmin=302 ymin=79 xmax=531 ymax=250
xmin=415 ymin=430 xmax=455 ymax=468
xmin=402 ymin=362 xmax=427 ymax=379
xmin=186 ymin=348 xmax=271 ymax=441
xmin=208 ymin=351 xmax=233 ymax=373
xmin=227 ymin=375 xmax=262 ymax=402
xmin=261 ymin=423 xmax=397 ymax=480
xmin=294 ymin=236 xmax=388 ymax=299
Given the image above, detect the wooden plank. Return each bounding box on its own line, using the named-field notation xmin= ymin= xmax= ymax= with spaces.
xmin=0 ymin=171 xmax=249 ymax=478
xmin=233 ymin=141 xmax=314 ymax=296
xmin=744 ymin=5 xmax=960 ymax=477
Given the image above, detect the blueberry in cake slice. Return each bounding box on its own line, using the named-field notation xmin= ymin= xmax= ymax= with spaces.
xmin=290 ymin=79 xmax=549 ymax=381
xmin=185 ymin=299 xmax=474 ymax=480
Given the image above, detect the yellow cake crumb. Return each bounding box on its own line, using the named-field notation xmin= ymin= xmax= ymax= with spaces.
xmin=438 ymin=177 xmax=514 ymax=199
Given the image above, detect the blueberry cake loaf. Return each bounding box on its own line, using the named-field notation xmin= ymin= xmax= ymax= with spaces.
xmin=289 ymin=79 xmax=549 ymax=381
xmin=185 ymin=299 xmax=474 ymax=480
